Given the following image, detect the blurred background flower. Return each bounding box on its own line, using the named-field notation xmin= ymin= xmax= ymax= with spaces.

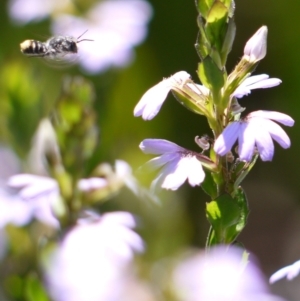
xmin=44 ymin=211 xmax=144 ymax=301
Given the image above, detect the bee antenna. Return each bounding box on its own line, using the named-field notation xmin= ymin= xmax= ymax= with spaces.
xmin=77 ymin=38 xmax=94 ymax=43
xmin=77 ymin=30 xmax=94 ymax=43
xmin=77 ymin=29 xmax=89 ymax=40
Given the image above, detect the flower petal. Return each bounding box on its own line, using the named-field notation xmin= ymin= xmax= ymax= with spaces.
xmin=254 ymin=120 xmax=274 ymax=161
xmin=233 ymin=74 xmax=281 ymax=98
xmin=262 ymin=119 xmax=291 ymax=149
xmin=140 ymin=139 xmax=184 ymax=154
xmin=134 ymin=80 xmax=171 ymax=120
xmin=243 ymin=26 xmax=268 ymax=62
xmin=186 ymin=156 xmax=205 ymax=186
xmin=270 ymin=260 xmax=300 ymax=284
xmin=214 ymin=122 xmax=240 ymax=156
xmin=134 ymin=71 xmax=190 ymax=120
xmin=143 ymin=152 xmax=180 ymax=171
xmin=238 ymin=122 xmax=256 ymax=161
xmin=248 ymin=110 xmax=294 ymax=126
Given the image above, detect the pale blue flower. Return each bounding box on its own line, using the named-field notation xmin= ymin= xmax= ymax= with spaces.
xmin=233 ymin=74 xmax=281 ymax=98
xmin=140 ymin=139 xmax=209 ymax=190
xmin=214 ymin=110 xmax=294 ymax=162
xmin=173 ymin=245 xmax=286 ymax=301
xmin=243 ymin=26 xmax=268 ymax=62
xmin=134 ymin=71 xmax=192 ymax=120
xmin=270 ymin=259 xmax=300 ymax=284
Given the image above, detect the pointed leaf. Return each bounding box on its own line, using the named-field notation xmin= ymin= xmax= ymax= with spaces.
xmin=198 ymin=57 xmax=225 ymax=93
xmin=206 ymin=193 xmax=240 ymax=242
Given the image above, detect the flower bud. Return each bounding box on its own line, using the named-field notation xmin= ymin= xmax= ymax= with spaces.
xmin=243 ymin=26 xmax=267 ymax=62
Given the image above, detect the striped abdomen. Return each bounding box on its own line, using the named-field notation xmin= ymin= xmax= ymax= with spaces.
xmin=20 ymin=40 xmax=48 ymax=57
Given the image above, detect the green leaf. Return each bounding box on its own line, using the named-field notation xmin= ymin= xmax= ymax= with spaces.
xmin=220 ymin=17 xmax=236 ymax=65
xmin=206 ymin=193 xmax=240 ymax=242
xmin=198 ymin=56 xmax=224 ymax=93
xmin=206 ymin=1 xmax=228 ymax=54
xmin=232 ymin=187 xmax=249 ymax=232
xmin=201 ymin=170 xmax=218 ymax=198
xmin=196 ymin=0 xmax=215 ymax=18
xmin=195 ymin=17 xmax=211 ymax=59
xmin=24 ymin=273 xmax=50 ymax=301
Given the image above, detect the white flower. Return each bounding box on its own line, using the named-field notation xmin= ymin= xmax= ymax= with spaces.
xmin=44 ymin=211 xmax=144 ymax=301
xmin=173 ymin=246 xmax=287 ymax=301
xmin=270 ymin=259 xmax=300 ymax=284
xmin=214 ymin=110 xmax=294 ymax=162
xmin=134 ymin=71 xmax=191 ymax=120
xmin=140 ymin=139 xmax=211 ymax=190
xmin=243 ymin=26 xmax=268 ymax=63
xmin=232 ymin=74 xmax=281 ymax=98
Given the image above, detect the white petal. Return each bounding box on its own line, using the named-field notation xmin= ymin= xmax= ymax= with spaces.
xmin=248 ymin=110 xmax=294 ymax=126
xmin=161 ymin=162 xmax=187 ymax=190
xmin=186 ymin=156 xmax=205 ymax=186
xmin=139 ymin=139 xmax=184 ymax=154
xmin=170 ymin=71 xmax=191 ymax=83
xmin=134 ymin=80 xmax=171 ymax=120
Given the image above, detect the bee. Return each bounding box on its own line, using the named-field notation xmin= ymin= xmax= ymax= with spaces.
xmin=20 ymin=30 xmax=93 ymax=60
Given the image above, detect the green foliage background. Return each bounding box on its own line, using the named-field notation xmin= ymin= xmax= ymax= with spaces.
xmin=0 ymin=0 xmax=300 ymax=299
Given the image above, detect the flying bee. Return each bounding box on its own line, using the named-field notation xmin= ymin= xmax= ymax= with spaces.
xmin=20 ymin=30 xmax=93 ymax=62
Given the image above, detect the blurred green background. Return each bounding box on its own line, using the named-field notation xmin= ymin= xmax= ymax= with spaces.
xmin=1 ymin=0 xmax=300 ymax=299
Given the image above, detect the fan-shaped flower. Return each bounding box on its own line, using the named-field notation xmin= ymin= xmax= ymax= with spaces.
xmin=140 ymin=139 xmax=215 ymax=190
xmin=214 ymin=110 xmax=294 ymax=162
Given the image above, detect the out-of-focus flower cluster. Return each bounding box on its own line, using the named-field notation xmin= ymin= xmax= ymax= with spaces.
xmin=9 ymin=0 xmax=153 ymax=73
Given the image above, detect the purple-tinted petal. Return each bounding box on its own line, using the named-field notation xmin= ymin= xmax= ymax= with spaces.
xmin=238 ymin=122 xmax=256 ymax=161
xmin=244 ymin=26 xmax=268 ymax=62
xmin=143 ymin=152 xmax=180 ymax=171
xmin=270 ymin=260 xmax=300 ymax=284
xmin=134 ymin=80 xmax=171 ymax=120
xmin=214 ymin=122 xmax=241 ymax=156
xmin=248 ymin=111 xmax=294 ymax=126
xmin=262 ymin=119 xmax=291 ymax=149
xmin=247 ymin=77 xmax=281 ymax=89
xmin=159 ymin=157 xmax=186 ymax=190
xmin=233 ymin=74 xmax=281 ymax=98
xmin=253 ymin=119 xmax=274 ymax=161
xmin=140 ymin=139 xmax=184 ymax=154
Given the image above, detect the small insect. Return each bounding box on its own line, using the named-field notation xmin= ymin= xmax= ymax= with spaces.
xmin=20 ymin=30 xmax=93 ymax=61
